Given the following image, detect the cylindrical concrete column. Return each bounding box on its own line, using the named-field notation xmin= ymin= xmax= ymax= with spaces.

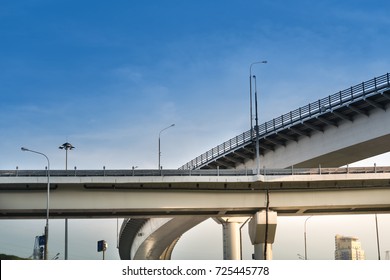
xmin=214 ymin=217 xmax=249 ymax=260
xmin=223 ymin=222 xmax=241 ymax=260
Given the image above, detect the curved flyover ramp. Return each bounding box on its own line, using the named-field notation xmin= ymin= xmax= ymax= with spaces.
xmin=119 ymin=216 xmax=208 ymax=260
xmin=180 ymin=73 xmax=390 ymax=170
xmin=118 ymin=218 xmax=147 ymax=260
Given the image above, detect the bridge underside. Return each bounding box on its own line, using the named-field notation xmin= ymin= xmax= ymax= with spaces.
xmin=291 ymin=134 xmax=390 ymax=168
xmin=257 ymin=108 xmax=390 ymax=169
xmin=129 ymin=216 xmax=207 ymax=260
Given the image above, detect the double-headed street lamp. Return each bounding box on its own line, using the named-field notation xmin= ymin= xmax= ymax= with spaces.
xmin=59 ymin=142 xmax=74 ymax=260
xmin=158 ymin=124 xmax=175 ymax=169
xmin=59 ymin=142 xmax=75 ymax=170
xmin=21 ymin=147 xmax=50 ymax=260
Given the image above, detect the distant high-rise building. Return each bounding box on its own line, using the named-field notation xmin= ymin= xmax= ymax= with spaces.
xmin=335 ymin=234 xmax=365 ymax=260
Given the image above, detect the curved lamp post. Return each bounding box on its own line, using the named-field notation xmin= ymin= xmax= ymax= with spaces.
xmin=158 ymin=124 xmax=175 ymax=169
xmin=21 ymin=147 xmax=50 ymax=260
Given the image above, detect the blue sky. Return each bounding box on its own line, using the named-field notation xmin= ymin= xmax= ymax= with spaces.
xmin=1 ymin=0 xmax=390 ymax=260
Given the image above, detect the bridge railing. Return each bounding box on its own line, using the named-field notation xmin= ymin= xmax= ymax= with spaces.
xmin=180 ymin=73 xmax=390 ymax=170
xmin=1 ymin=166 xmax=390 ymax=177
xmin=0 ymin=169 xmax=256 ymax=177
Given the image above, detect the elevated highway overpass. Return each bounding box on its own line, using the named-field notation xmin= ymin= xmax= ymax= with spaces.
xmin=2 ymin=167 xmax=390 ymax=259
xmin=2 ymin=73 xmax=390 ymax=260
xmin=2 ymin=167 xmax=390 ymax=219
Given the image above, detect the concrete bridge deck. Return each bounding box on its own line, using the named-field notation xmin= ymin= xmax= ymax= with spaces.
xmin=1 ymin=167 xmax=390 ymax=219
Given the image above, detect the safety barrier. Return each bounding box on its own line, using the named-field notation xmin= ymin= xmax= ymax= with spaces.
xmin=1 ymin=166 xmax=389 ymax=177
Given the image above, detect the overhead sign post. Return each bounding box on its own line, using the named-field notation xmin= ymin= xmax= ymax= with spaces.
xmin=97 ymin=240 xmax=108 ymax=260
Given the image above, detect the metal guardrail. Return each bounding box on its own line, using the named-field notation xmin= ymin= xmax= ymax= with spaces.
xmin=180 ymin=73 xmax=390 ymax=170
xmin=0 ymin=169 xmax=255 ymax=177
xmin=1 ymin=166 xmax=390 ymax=177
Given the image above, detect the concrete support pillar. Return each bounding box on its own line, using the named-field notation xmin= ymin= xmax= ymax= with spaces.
xmin=223 ymin=222 xmax=241 ymax=260
xmin=214 ymin=217 xmax=249 ymax=260
xmin=253 ymin=243 xmax=273 ymax=260
xmin=249 ymin=210 xmax=277 ymax=260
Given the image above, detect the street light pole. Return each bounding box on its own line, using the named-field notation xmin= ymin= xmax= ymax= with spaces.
xmin=59 ymin=142 xmax=74 ymax=260
xmin=304 ymin=216 xmax=312 ymax=260
xmin=59 ymin=142 xmax=75 ymax=170
xmin=249 ymin=61 xmax=267 ymax=175
xmin=252 ymin=75 xmax=260 ymax=175
xmin=21 ymin=147 xmax=50 ymax=260
xmin=375 ymin=214 xmax=381 ymax=260
xmin=249 ymin=61 xmax=267 ymax=136
xmin=158 ymin=124 xmax=175 ymax=169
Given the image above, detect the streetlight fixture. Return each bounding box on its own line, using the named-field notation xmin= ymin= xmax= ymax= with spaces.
xmin=252 ymin=75 xmax=260 ymax=175
xmin=304 ymin=216 xmax=312 ymax=260
xmin=158 ymin=124 xmax=175 ymax=169
xmin=21 ymin=147 xmax=50 ymax=260
xmin=59 ymin=142 xmax=75 ymax=261
xmin=249 ymin=61 xmax=267 ymax=136
xmin=249 ymin=61 xmax=267 ymax=175
xmin=59 ymin=142 xmax=75 ymax=170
